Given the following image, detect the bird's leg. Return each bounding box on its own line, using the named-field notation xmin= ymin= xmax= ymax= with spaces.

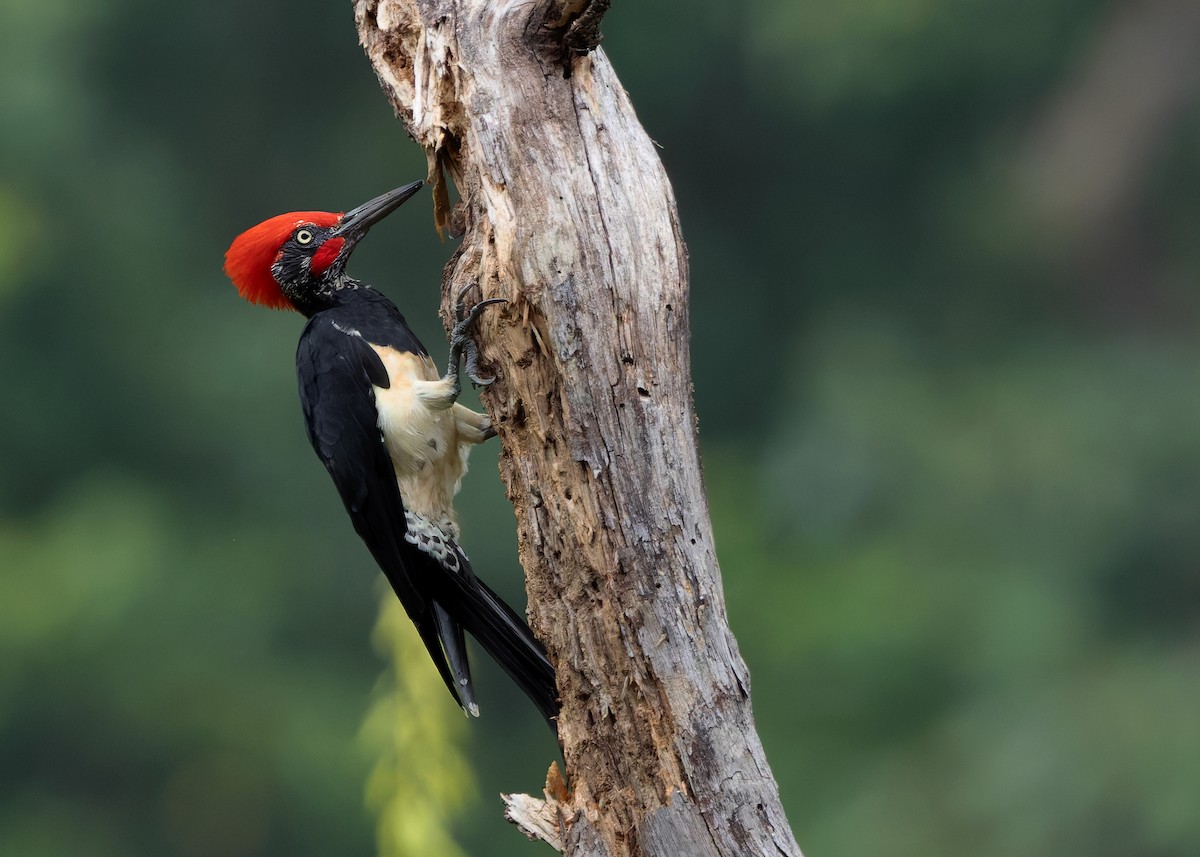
xmin=454 ymin=404 xmax=497 ymax=443
xmin=446 ymin=286 xmax=506 ymax=397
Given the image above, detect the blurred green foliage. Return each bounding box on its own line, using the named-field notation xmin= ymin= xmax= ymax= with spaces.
xmin=1 ymin=0 xmax=1197 ymax=855
xmin=363 ymin=598 xmax=471 ymax=857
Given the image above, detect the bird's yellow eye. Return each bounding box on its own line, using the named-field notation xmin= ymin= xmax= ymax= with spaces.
xmin=295 ymin=229 xmax=314 ymax=245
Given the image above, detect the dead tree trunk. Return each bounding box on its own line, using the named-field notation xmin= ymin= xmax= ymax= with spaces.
xmin=353 ymin=3 xmax=801 ymax=855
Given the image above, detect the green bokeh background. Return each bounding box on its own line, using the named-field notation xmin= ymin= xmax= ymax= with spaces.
xmin=2 ymin=1 xmax=1197 ymax=855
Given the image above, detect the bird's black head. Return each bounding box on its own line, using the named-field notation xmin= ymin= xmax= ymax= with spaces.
xmin=224 ymin=180 xmax=424 ymax=316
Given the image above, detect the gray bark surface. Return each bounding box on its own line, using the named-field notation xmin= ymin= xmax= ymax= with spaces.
xmin=353 ymin=3 xmax=802 ymax=855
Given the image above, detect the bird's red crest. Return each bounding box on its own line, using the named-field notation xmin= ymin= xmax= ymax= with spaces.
xmin=223 ymin=211 xmax=342 ymax=310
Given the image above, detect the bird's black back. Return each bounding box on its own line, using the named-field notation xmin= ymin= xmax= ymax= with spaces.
xmin=294 ymin=286 xmax=558 ymax=724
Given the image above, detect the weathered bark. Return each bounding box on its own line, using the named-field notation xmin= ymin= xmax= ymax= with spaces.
xmin=353 ymin=3 xmax=801 ymax=856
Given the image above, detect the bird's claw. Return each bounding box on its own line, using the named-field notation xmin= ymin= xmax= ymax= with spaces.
xmin=447 ymin=290 xmax=507 ymax=390
xmin=462 ymin=339 xmax=495 ymax=388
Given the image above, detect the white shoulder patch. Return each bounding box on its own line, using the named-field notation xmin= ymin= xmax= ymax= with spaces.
xmin=331 ymin=320 xmax=363 ymax=338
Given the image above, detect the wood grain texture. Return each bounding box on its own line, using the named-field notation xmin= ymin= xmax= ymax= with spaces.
xmin=353 ymin=2 xmax=802 ymax=855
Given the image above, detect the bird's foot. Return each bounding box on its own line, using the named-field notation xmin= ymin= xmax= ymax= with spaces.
xmin=447 ymin=286 xmax=507 ymax=391
xmin=479 ymin=415 xmax=498 ymax=442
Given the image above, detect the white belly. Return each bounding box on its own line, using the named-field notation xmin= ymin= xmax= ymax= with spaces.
xmin=369 ymin=345 xmax=470 ymax=531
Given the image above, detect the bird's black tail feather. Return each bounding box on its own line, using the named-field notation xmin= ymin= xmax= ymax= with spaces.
xmin=431 ymin=572 xmax=560 ymax=727
xmin=434 ymin=603 xmax=478 ymax=717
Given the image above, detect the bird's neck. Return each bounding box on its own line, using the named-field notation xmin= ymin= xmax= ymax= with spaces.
xmin=290 ymin=277 xmax=365 ymax=318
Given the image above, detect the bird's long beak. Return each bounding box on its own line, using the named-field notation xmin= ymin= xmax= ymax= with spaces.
xmin=332 ymin=180 xmax=424 ymax=244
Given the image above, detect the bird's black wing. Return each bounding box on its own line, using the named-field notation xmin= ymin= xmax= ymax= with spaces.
xmin=297 ymin=308 xmax=557 ymax=724
xmin=295 ymin=314 xmax=464 ymax=709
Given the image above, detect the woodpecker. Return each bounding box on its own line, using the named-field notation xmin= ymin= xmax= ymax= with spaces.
xmin=223 ymin=181 xmax=558 ymax=723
